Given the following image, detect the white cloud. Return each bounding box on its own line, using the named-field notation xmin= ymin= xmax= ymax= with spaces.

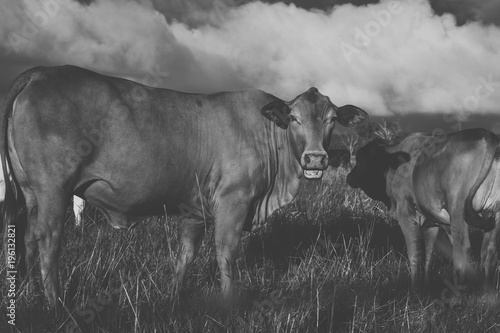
xmin=0 ymin=0 xmax=208 ymax=89
xmin=171 ymin=0 xmax=500 ymax=114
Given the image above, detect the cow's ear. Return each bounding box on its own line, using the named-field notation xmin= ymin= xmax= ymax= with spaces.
xmin=388 ymin=152 xmax=410 ymax=169
xmin=336 ymin=105 xmax=369 ymax=127
xmin=261 ymin=100 xmax=291 ymax=129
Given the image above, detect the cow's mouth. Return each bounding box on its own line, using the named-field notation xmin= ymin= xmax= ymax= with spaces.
xmin=303 ymin=169 xmax=323 ymax=179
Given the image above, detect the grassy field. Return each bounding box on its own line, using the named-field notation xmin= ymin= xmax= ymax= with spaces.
xmin=1 ymin=167 xmax=499 ymax=333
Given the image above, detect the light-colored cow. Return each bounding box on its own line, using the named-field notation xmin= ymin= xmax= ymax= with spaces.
xmin=347 ymin=129 xmax=500 ymax=289
xmin=2 ymin=65 xmax=368 ymax=306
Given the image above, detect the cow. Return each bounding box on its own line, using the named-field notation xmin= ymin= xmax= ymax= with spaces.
xmin=326 ymin=148 xmax=350 ymax=169
xmin=346 ymin=129 xmax=500 ymax=289
xmin=1 ymin=65 xmax=368 ymax=306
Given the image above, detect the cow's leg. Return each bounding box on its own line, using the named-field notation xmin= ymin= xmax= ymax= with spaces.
xmin=73 ymin=196 xmax=85 ymax=227
xmin=174 ymin=217 xmax=206 ymax=292
xmin=399 ymin=217 xmax=423 ymax=289
xmin=23 ymin=188 xmax=39 ymax=290
xmin=397 ymin=201 xmax=423 ymax=289
xmin=481 ymin=213 xmax=500 ymax=289
xmin=449 ymin=212 xmax=475 ymax=286
xmin=423 ymin=226 xmax=439 ymax=288
xmin=35 ymin=190 xmax=67 ymax=306
xmin=213 ymin=196 xmax=249 ymax=299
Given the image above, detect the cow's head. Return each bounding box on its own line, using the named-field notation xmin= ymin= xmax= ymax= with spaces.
xmin=346 ymin=139 xmax=409 ymax=205
xmin=261 ymin=87 xmax=368 ymax=179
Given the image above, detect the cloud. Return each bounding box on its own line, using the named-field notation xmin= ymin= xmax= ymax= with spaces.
xmin=170 ymin=0 xmax=500 ymax=114
xmin=0 ymin=0 xmax=499 ymax=117
xmin=0 ymin=0 xmax=244 ymax=91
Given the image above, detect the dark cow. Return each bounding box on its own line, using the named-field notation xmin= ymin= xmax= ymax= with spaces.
xmin=326 ymin=149 xmax=350 ymax=169
xmin=1 ymin=65 xmax=368 ymax=305
xmin=347 ymin=129 xmax=500 ymax=289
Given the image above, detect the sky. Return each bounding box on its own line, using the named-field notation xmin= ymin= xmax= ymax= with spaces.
xmin=0 ymin=0 xmax=499 ymax=131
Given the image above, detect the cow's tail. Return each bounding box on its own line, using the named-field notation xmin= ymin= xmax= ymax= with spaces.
xmin=463 ymin=134 xmax=499 ymax=232
xmin=1 ymin=71 xmax=32 ymax=275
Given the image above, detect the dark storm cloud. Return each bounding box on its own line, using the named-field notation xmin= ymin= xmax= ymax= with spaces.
xmin=269 ymin=0 xmax=379 ymax=9
xmin=429 ymin=0 xmax=500 ymax=26
xmin=429 ymin=0 xmax=478 ymax=25
xmin=371 ymin=113 xmax=500 ymax=134
xmin=146 ymin=0 xmax=499 ymax=26
xmin=474 ymin=0 xmax=500 ymax=25
xmin=146 ymin=0 xmax=379 ymax=26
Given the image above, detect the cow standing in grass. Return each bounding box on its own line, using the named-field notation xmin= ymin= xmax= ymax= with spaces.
xmin=347 ymin=129 xmax=500 ymax=289
xmin=1 ymin=65 xmax=368 ymax=306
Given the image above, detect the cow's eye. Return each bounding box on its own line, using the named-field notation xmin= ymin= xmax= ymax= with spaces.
xmin=289 ymin=115 xmax=301 ymax=125
xmin=325 ymin=117 xmax=335 ymax=124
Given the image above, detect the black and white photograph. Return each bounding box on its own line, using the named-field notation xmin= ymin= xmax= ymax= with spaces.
xmin=0 ymin=0 xmax=499 ymax=332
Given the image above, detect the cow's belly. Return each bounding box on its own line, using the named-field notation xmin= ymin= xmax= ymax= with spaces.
xmin=413 ymin=179 xmax=451 ymax=227
xmin=77 ymin=170 xmax=197 ymax=228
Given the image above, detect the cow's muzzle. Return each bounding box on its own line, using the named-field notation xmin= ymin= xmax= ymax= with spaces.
xmin=301 ymin=150 xmax=328 ymax=179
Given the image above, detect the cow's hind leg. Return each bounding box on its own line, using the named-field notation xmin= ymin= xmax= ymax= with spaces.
xmin=449 ymin=212 xmax=475 ymax=286
xmin=174 ymin=217 xmax=206 ymax=293
xmin=400 ymin=221 xmax=423 ymax=290
xmin=397 ymin=205 xmax=424 ymax=290
xmin=481 ymin=212 xmax=500 ymax=290
xmin=423 ymin=226 xmax=440 ymax=288
xmin=34 ymin=189 xmax=68 ymax=306
xmin=22 ymin=187 xmax=39 ymax=291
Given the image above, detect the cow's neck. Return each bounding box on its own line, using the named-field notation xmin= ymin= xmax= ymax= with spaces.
xmin=251 ymin=123 xmax=302 ymax=229
xmin=276 ymin=125 xmax=303 ymax=200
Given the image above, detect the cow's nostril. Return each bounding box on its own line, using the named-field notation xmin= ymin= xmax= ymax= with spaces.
xmin=302 ymin=151 xmax=329 ymax=169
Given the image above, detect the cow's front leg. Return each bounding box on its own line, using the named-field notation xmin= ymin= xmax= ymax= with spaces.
xmin=174 ymin=217 xmax=206 ymax=294
xmin=213 ymin=193 xmax=250 ymax=300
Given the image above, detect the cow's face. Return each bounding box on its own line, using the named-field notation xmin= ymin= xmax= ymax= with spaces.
xmin=261 ymin=87 xmax=368 ymax=179
xmin=347 ymin=139 xmax=409 ymax=206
